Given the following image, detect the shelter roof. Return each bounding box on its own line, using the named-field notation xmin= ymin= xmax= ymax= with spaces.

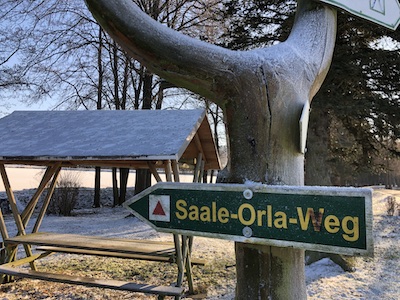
xmin=0 ymin=110 xmax=220 ymax=170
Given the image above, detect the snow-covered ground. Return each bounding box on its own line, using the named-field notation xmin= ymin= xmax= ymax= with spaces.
xmin=0 ymin=166 xmax=198 ymax=192
xmin=305 ymin=188 xmax=400 ymax=300
xmin=0 ymin=180 xmax=399 ymax=299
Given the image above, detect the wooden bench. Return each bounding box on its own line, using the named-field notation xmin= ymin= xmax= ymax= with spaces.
xmin=0 ymin=264 xmax=184 ymax=299
xmin=4 ymin=232 xmax=205 ymax=265
xmin=2 ymin=232 xmax=205 ymax=299
xmin=5 ymin=232 xmax=176 ymax=256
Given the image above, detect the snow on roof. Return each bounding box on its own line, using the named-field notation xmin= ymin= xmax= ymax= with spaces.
xmin=0 ymin=110 xmax=220 ymax=169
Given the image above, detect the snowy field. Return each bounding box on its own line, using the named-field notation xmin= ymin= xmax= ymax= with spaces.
xmin=0 ymin=167 xmax=398 ymax=299
xmin=0 ymin=166 xmax=198 ymax=192
xmin=307 ymin=186 xmax=400 ymax=299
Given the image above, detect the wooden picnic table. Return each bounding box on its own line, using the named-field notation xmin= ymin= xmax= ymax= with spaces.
xmin=0 ymin=110 xmax=221 ymax=299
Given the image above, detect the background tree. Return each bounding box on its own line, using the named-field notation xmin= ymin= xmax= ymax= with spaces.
xmin=0 ymin=1 xmax=99 ymax=111
xmin=0 ymin=0 xmax=224 ymax=205
xmin=217 ymin=0 xmax=399 ymax=271
xmin=307 ymin=16 xmax=400 ymax=187
xmin=217 ymin=0 xmax=400 ymax=187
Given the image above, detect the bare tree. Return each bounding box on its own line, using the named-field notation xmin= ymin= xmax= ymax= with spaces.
xmin=0 ymin=1 xmax=101 ymax=109
xmin=85 ymin=0 xmax=336 ymax=298
xmin=1 ymin=0 xmax=221 ymax=204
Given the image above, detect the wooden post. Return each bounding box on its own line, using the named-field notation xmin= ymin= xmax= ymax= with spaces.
xmin=193 ymin=153 xmax=203 ymax=183
xmin=94 ymin=166 xmax=101 ymax=207
xmin=21 ymin=164 xmax=60 ymax=226
xmin=33 ymin=166 xmax=61 ymax=233
xmin=164 ymin=160 xmax=186 ymax=290
xmin=0 ymin=165 xmax=36 ymax=270
xmin=171 ymin=160 xmax=195 ymax=294
xmin=147 ymin=161 xmax=162 ymax=183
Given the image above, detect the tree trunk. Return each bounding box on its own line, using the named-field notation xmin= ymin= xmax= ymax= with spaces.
xmin=236 ymin=245 xmax=305 ymax=299
xmin=142 ymin=71 xmax=153 ymax=110
xmin=134 ymin=169 xmax=151 ymax=195
xmin=118 ymin=168 xmax=129 ymax=204
xmin=133 ymin=70 xmax=153 ymax=195
xmin=305 ymin=106 xmax=356 ymax=272
xmin=85 ymin=0 xmax=337 ymax=298
xmin=112 ymin=167 xmax=119 ymax=206
xmin=94 ymin=27 xmax=103 ymax=208
xmin=305 ymin=106 xmax=332 ymax=186
xmin=94 ymin=166 xmax=101 ymax=208
xmin=220 ymin=75 xmax=307 ymax=298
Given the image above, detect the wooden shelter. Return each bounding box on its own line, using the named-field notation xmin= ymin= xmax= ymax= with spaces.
xmin=0 ymin=109 xmax=221 ymax=299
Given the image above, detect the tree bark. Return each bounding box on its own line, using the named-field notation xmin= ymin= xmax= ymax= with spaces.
xmin=133 ymin=71 xmax=153 ymax=195
xmin=94 ymin=166 xmax=101 ymax=208
xmin=305 ymin=107 xmax=356 ymax=272
xmin=305 ymin=107 xmax=333 ymax=186
xmin=118 ymin=168 xmax=129 ymax=204
xmin=112 ymin=167 xmax=119 ymax=207
xmin=134 ymin=169 xmax=152 ymax=195
xmin=85 ymin=0 xmax=337 ymax=298
xmin=94 ymin=26 xmax=103 ymax=208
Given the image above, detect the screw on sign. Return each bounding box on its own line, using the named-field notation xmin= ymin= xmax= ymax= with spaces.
xmin=317 ymin=0 xmax=400 ymax=30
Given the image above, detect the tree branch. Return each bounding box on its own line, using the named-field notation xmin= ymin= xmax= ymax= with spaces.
xmin=287 ymin=0 xmax=337 ymax=98
xmin=85 ymin=0 xmax=235 ymax=101
xmin=85 ymin=0 xmax=336 ymax=105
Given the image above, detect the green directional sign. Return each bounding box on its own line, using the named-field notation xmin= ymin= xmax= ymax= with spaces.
xmin=124 ymin=183 xmax=373 ymax=256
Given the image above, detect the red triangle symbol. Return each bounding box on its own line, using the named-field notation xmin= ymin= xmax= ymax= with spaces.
xmin=153 ymin=201 xmax=166 ymax=216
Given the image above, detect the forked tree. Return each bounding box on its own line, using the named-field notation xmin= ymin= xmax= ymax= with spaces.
xmin=85 ymin=0 xmax=337 ymax=298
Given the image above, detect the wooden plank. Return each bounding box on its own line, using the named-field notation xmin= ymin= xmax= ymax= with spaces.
xmin=0 ymin=266 xmax=184 ymax=297
xmin=199 ymin=160 xmax=205 ymax=183
xmin=1 ymin=252 xmax=52 ymax=268
xmin=0 ymin=165 xmax=27 ymax=237
xmin=194 ymin=134 xmax=207 ymax=163
xmin=170 ymin=160 xmax=195 ymax=293
xmin=164 ymin=160 xmax=173 ymax=182
xmin=193 ymin=153 xmax=203 ymax=183
xmin=21 ymin=164 xmax=60 ymax=226
xmin=0 ymin=165 xmax=36 ymax=270
xmin=36 ymin=246 xmax=174 ymax=262
xmin=182 ymin=235 xmax=194 ymax=293
xmin=6 ymin=233 xmax=176 ymax=257
xmin=32 ymin=166 xmax=61 ymax=233
xmin=171 ymin=160 xmax=180 ymax=183
xmin=147 ymin=161 xmax=163 ymax=182
xmin=35 ymin=246 xmax=205 ymax=265
xmin=0 ymin=206 xmax=9 ymax=242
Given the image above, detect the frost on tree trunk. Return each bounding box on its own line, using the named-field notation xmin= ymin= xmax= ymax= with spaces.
xmin=85 ymin=0 xmax=337 ymax=298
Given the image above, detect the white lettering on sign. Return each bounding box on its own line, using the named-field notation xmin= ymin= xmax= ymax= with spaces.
xmin=149 ymin=195 xmax=170 ymax=222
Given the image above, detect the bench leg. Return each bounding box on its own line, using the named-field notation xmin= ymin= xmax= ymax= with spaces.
xmin=174 ymin=234 xmax=184 ymax=287
xmin=0 ymin=165 xmax=36 ymax=271
xmin=182 ymin=236 xmax=194 ymax=294
xmin=0 ymin=246 xmax=16 ymax=283
xmin=175 ymin=235 xmax=195 ymax=293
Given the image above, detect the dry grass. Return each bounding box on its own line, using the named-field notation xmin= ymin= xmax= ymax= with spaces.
xmin=0 ymin=239 xmax=236 ymax=299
